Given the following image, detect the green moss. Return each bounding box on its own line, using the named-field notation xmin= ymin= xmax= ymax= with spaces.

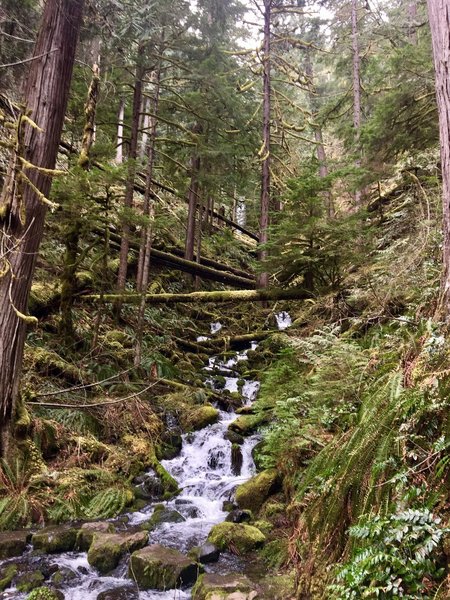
xmin=0 ymin=564 xmax=18 ymax=591
xmin=87 ymin=531 xmax=148 ymax=574
xmin=235 ymin=469 xmax=281 ymax=513
xmin=192 ymin=573 xmax=256 ymax=600
xmin=186 ymin=405 xmax=220 ymax=431
xmin=26 ymin=347 xmax=82 ymax=383
xmin=16 ymin=570 xmax=44 ymax=593
xmin=207 ymin=522 xmax=265 ymax=555
xmin=32 ymin=527 xmax=78 ymax=553
xmin=129 ymin=544 xmax=201 ymax=590
xmin=228 ymin=414 xmax=266 ymax=436
xmin=26 ymin=587 xmax=62 ymax=600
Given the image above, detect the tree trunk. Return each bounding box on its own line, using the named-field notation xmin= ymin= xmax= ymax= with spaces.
xmin=258 ymin=0 xmax=272 ymax=288
xmin=0 ymin=0 xmax=84 ymax=459
xmin=60 ymin=47 xmax=100 ymax=342
xmin=427 ymin=0 xmax=450 ymax=318
xmin=116 ymin=46 xmax=145 ymax=308
xmin=351 ymin=0 xmax=362 ymax=205
xmin=135 ymin=65 xmax=162 ymax=366
xmin=86 ymin=287 xmax=311 ymax=305
xmin=304 ymin=46 xmax=334 ymax=218
xmin=115 ymin=98 xmax=125 ymax=164
xmin=185 ymin=154 xmax=201 ymax=262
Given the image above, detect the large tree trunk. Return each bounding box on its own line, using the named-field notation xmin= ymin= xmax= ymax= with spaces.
xmin=0 ymin=0 xmax=84 ymax=458
xmin=351 ymin=0 xmax=362 ymax=205
xmin=258 ymin=0 xmax=272 ymax=288
xmin=427 ymin=0 xmax=450 ymax=318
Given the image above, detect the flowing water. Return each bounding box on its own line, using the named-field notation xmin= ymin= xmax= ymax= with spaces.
xmin=0 ymin=316 xmax=287 ymax=600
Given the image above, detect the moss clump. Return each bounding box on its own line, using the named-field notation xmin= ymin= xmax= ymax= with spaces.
xmin=0 ymin=530 xmax=29 ymax=559
xmin=26 ymin=347 xmax=82 ymax=383
xmin=207 ymin=522 xmax=265 ymax=555
xmin=235 ymin=469 xmax=281 ymax=514
xmin=77 ymin=521 xmax=115 ymax=551
xmin=26 ymin=587 xmax=62 ymax=600
xmin=228 ymin=414 xmax=266 ymax=436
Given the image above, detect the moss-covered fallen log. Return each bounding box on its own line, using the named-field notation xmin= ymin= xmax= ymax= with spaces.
xmin=165 ymin=246 xmax=254 ymax=280
xmin=84 ymin=288 xmax=311 ymax=305
xmin=93 ymin=226 xmax=254 ymax=288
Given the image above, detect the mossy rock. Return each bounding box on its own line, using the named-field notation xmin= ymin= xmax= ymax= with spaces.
xmin=141 ymin=507 xmax=185 ymax=531
xmin=87 ymin=531 xmax=148 ymax=574
xmin=192 ymin=573 xmax=258 ymax=600
xmin=16 ymin=570 xmax=45 ymax=592
xmin=207 ymin=522 xmax=265 ymax=555
xmin=26 ymin=589 xmax=64 ymax=600
xmin=28 ymin=282 xmax=61 ymax=316
xmin=251 ymin=441 xmax=266 ymax=472
xmin=129 ymin=544 xmax=202 ymax=590
xmin=228 ymin=414 xmax=265 ymax=437
xmin=188 ymin=543 xmax=220 ymax=564
xmin=0 ymin=564 xmax=18 ymax=591
xmin=77 ymin=521 xmax=115 ymax=551
xmin=27 ymin=347 xmax=82 ymax=383
xmin=32 ymin=526 xmax=78 ymax=553
xmin=235 ymin=469 xmax=281 ymax=514
xmin=185 ymin=405 xmax=220 ymax=431
xmin=0 ymin=530 xmax=30 ymax=559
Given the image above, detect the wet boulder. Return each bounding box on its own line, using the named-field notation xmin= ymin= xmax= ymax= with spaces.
xmin=129 ymin=544 xmax=201 ymax=590
xmin=207 ymin=523 xmax=265 ymax=555
xmin=133 ymin=471 xmax=164 ymax=500
xmin=188 ymin=542 xmax=220 ymax=564
xmin=77 ymin=521 xmax=115 ymax=551
xmin=87 ymin=531 xmax=148 ymax=574
xmin=225 ymin=509 xmax=252 ymax=524
xmin=15 ymin=569 xmax=45 ymax=593
xmin=141 ymin=506 xmax=185 ymax=531
xmin=235 ymin=469 xmax=281 ymax=514
xmin=231 ymin=444 xmax=243 ymax=476
xmin=224 ymin=430 xmax=244 ymax=445
xmin=96 ymin=585 xmax=139 ymax=600
xmin=192 ymin=573 xmax=259 ymax=600
xmin=228 ymin=415 xmax=263 ymax=437
xmin=32 ymin=526 xmax=78 ymax=554
xmin=0 ymin=530 xmax=30 ymax=559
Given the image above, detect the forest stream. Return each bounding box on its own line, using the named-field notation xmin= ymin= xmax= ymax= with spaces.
xmin=0 ymin=314 xmax=291 ymax=600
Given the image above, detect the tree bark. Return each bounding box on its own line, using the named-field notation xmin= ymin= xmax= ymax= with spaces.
xmin=351 ymin=0 xmax=362 ymax=205
xmin=185 ymin=144 xmax=201 ymax=261
xmin=116 ymin=45 xmax=145 ymax=307
xmin=86 ymin=287 xmax=311 ymax=305
xmin=258 ymin=0 xmax=272 ymax=288
xmin=60 ymin=47 xmax=100 ymax=341
xmin=427 ymin=0 xmax=450 ymax=318
xmin=0 ymin=0 xmax=84 ymax=459
xmin=115 ymin=97 xmax=125 ymax=164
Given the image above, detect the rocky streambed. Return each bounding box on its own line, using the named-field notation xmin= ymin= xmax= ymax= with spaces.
xmin=0 ymin=318 xmax=289 ymax=600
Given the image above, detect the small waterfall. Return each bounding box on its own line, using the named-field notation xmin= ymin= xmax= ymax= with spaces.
xmin=0 ymin=324 xmax=262 ymax=600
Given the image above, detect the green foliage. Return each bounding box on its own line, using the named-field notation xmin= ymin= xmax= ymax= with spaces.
xmin=266 ymin=164 xmax=364 ymax=290
xmin=329 ymin=509 xmax=449 ymax=599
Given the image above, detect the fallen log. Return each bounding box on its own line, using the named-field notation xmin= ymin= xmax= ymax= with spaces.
xmin=165 ymin=246 xmax=254 ymax=280
xmin=84 ymin=287 xmax=312 ymax=305
xmin=93 ymin=226 xmax=255 ymax=288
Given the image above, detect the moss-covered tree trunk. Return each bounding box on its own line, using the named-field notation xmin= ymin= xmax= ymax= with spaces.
xmin=0 ymin=0 xmax=84 ymax=459
xmin=427 ymin=0 xmax=450 ymax=319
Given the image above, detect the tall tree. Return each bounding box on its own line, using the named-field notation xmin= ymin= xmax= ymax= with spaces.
xmin=427 ymin=0 xmax=450 ymax=318
xmin=0 ymin=0 xmax=84 ymax=458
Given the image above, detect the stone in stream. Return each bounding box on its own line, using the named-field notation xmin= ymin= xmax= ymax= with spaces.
xmin=225 ymin=509 xmax=252 ymax=524
xmin=32 ymin=526 xmax=78 ymax=553
xmin=188 ymin=542 xmax=220 ymax=564
xmin=207 ymin=523 xmax=265 ymax=555
xmin=141 ymin=506 xmax=185 ymax=531
xmin=192 ymin=573 xmax=259 ymax=600
xmin=132 ymin=470 xmax=164 ymax=500
xmin=129 ymin=544 xmax=202 ymax=590
xmin=231 ymin=443 xmax=243 ymax=476
xmin=0 ymin=564 xmax=18 ymax=591
xmin=224 ymin=430 xmax=244 ymax=445
xmin=235 ymin=469 xmax=281 ymax=514
xmin=87 ymin=531 xmax=148 ymax=574
xmin=186 ymin=404 xmax=220 ymax=431
xmin=96 ymin=585 xmax=139 ymax=600
xmin=15 ymin=569 xmax=45 ymax=593
xmin=0 ymin=530 xmax=30 ymax=559
xmin=23 ymin=588 xmax=64 ymax=600
xmin=77 ymin=521 xmax=115 ymax=551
